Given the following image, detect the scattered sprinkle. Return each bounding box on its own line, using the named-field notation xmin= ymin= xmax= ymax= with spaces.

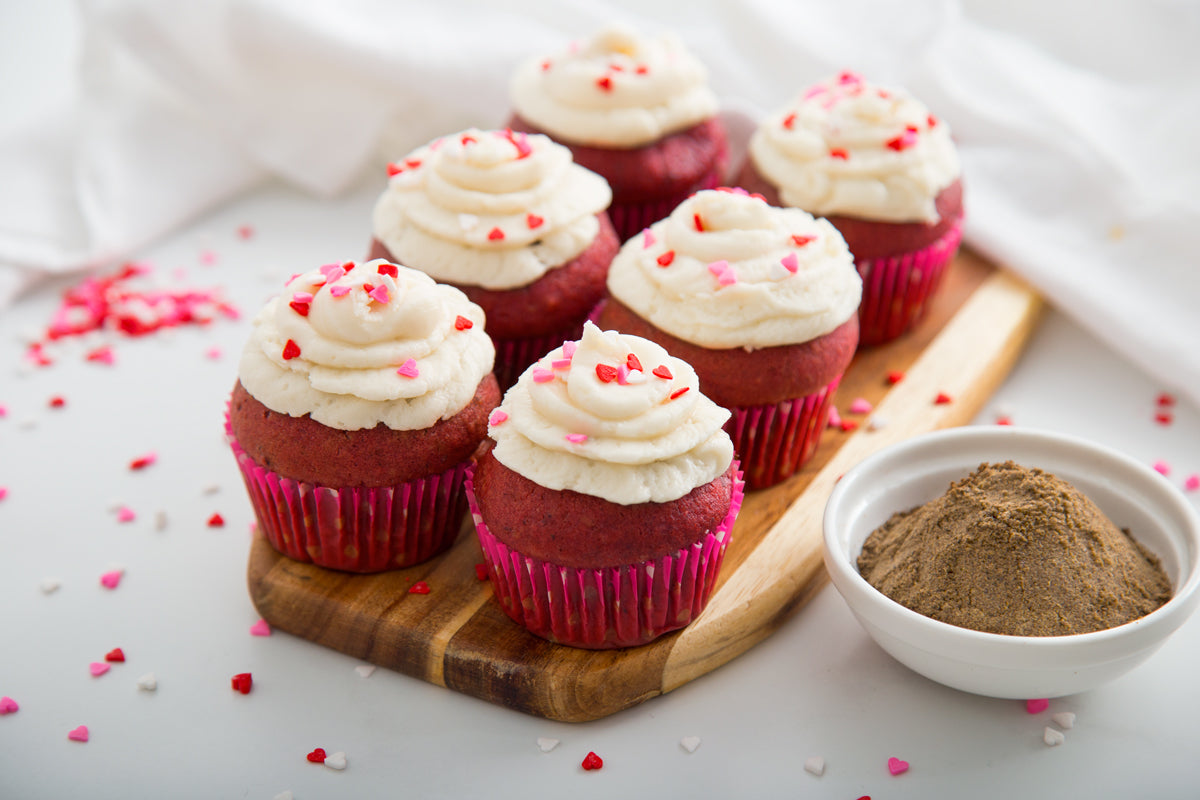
xmin=457 ymin=213 xmax=479 ymax=231
xmin=656 ymin=250 xmax=675 ymax=267
xmin=886 ymin=128 xmax=919 ymax=151
xmin=596 ymin=76 xmax=613 ymax=91
xmin=562 ymin=341 xmax=577 ymax=359
xmin=1026 ymin=698 xmax=1049 ymax=714
xmin=329 ymin=285 xmax=351 ymax=298
xmin=839 ymin=419 xmax=859 ymax=432
xmin=396 ymin=359 xmax=420 ymax=379
xmin=207 ymin=513 xmax=225 ymax=528
xmin=641 ymin=229 xmax=656 ymax=249
xmin=829 ymin=148 xmax=849 ymax=160
xmin=595 ymin=364 xmax=618 ymax=384
xmin=1154 ymin=412 xmax=1173 ymax=425
xmin=409 ymin=581 xmax=431 ymax=595
xmin=669 ymin=387 xmax=690 ymax=400
xmin=1157 ymin=392 xmax=1176 ymax=407
xmin=324 ymin=752 xmax=348 ymax=771
xmin=231 ymin=673 xmax=253 ymax=694
xmin=581 ymin=752 xmax=604 ymax=771
xmin=0 ymin=697 xmax=19 ymax=715
xmin=136 ymin=673 xmax=157 ymax=691
xmin=867 ymin=415 xmax=889 ymax=431
xmin=526 ymin=213 xmax=544 ymax=229
xmin=848 ymin=397 xmax=873 ymax=415
xmin=532 ymin=368 xmax=555 ymax=383
xmin=487 ymin=227 xmax=505 ymax=241
xmin=474 ymin=563 xmax=489 ymax=581
xmin=249 ymin=619 xmax=272 ymax=637
xmin=40 ymin=578 xmax=61 ymax=594
xmin=1153 ymin=460 xmax=1170 ymax=476
xmin=354 ymin=665 xmax=376 ymax=679
xmin=886 ymin=370 xmax=905 ymax=385
xmin=154 ymin=510 xmax=169 ymax=532
xmin=791 ymin=234 xmax=816 ymax=247
xmin=679 ymin=736 xmax=701 ymax=754
xmin=779 ymin=252 xmax=799 ymax=274
xmin=652 ymin=365 xmax=672 ymax=380
xmin=934 ymin=392 xmax=953 ymax=405
xmin=90 ymin=662 xmax=111 ymax=678
xmin=129 ymin=452 xmax=157 ymax=471
xmin=85 ymin=345 xmax=115 ymax=365
xmin=782 ymin=112 xmax=796 ymax=130
xmin=827 ymin=406 xmax=843 ymax=429
xmin=551 ymin=358 xmax=572 ymax=370
xmin=1043 ymin=727 xmax=1065 ymax=747
xmin=0 ymin=487 xmax=7 ymax=502
xmin=489 ymin=410 xmax=508 ymax=426
xmin=565 ymin=433 xmax=588 ymax=444
xmin=282 ymin=339 xmax=301 ymax=360
xmin=236 ymin=225 xmax=255 ymax=240
xmin=454 ymin=315 xmax=474 ymax=331
xmin=626 ymin=353 xmax=643 ymax=372
xmin=1051 ymin=711 xmax=1076 ymax=730
xmin=376 ymin=263 xmax=398 ymax=278
xmin=995 ymin=415 xmax=1014 ymax=426
xmin=105 ymin=648 xmax=125 ymax=663
xmin=100 ymin=570 xmax=124 ymax=589
xmin=537 ymin=737 xmax=560 ymax=753
xmin=67 ymin=725 xmax=89 ymax=743
xmin=693 ymin=213 xmax=705 ymax=232
xmin=1184 ymin=475 xmax=1200 ymax=492
xmin=887 ymin=757 xmax=909 ymax=776
xmin=307 ymin=748 xmax=327 ymax=764
xmin=199 ymin=250 xmax=218 ymax=266
xmin=803 ymin=756 xmax=825 ymax=776
xmin=116 ymin=506 xmax=136 ymax=523
xmin=48 ymin=395 xmax=66 ymax=408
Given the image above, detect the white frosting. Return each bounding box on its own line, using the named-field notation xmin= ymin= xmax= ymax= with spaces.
xmin=748 ymin=72 xmax=961 ymax=223
xmin=509 ymin=24 xmax=719 ymax=149
xmin=238 ymin=260 xmax=495 ymax=431
xmin=605 ymin=189 xmax=861 ymax=349
xmin=372 ymin=129 xmax=612 ymax=291
xmin=489 ymin=322 xmax=733 ymax=504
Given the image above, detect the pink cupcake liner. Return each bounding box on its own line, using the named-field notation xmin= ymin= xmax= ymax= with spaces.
xmin=608 ymin=166 xmax=725 ymax=242
xmin=856 ymin=215 xmax=964 ymax=346
xmin=726 ymin=378 xmax=840 ymax=490
xmin=466 ymin=464 xmax=745 ymax=649
xmin=227 ymin=418 xmax=469 ymax=573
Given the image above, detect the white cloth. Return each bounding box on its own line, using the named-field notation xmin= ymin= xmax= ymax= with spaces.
xmin=2 ymin=0 xmax=1199 ymax=405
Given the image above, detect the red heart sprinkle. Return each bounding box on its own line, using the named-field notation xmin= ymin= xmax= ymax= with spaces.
xmin=581 ymin=752 xmax=603 ymax=771
xmin=596 ymin=76 xmax=612 ymax=91
xmin=376 ymin=263 xmax=398 ymax=277
xmin=460 ymin=134 xmax=476 ymax=146
xmin=207 ymin=513 xmax=225 ymax=528
xmin=934 ymin=392 xmax=953 ymax=405
xmin=829 ymin=148 xmax=849 ymax=160
xmin=927 ymin=114 xmax=938 ymax=127
xmin=307 ymin=748 xmax=327 ymax=764
xmin=1158 ymin=392 xmax=1176 ymax=407
xmin=409 ymin=581 xmax=430 ymax=595
xmin=231 ymin=673 xmax=252 ymax=694
xmin=129 ymin=454 xmax=155 ymax=470
xmin=595 ymin=364 xmax=619 ymax=383
xmin=49 ymin=396 xmax=66 ymax=408
xmin=996 ymin=416 xmax=1013 ymax=426
xmin=288 ymin=300 xmax=310 ymax=317
xmin=526 ymin=213 xmax=544 ymax=229
xmin=652 ymin=365 xmax=673 ymax=380
xmin=790 ymin=234 xmax=816 ymax=247
xmin=282 ymin=339 xmax=301 ymax=360
xmin=656 ymin=251 xmax=675 ymax=267
xmin=782 ymin=112 xmax=796 ymax=130
xmin=669 ymin=387 xmax=690 ymax=400
xmin=840 ymin=419 xmax=859 ymax=432
xmin=693 ymin=213 xmax=705 ymax=232
xmin=105 ymin=648 xmax=125 ymax=663
xmin=635 ymin=64 xmax=648 ymax=75
xmin=405 ymin=158 xmax=422 ymax=169
xmin=342 ymin=261 xmax=357 ymax=272
xmin=386 ymin=163 xmax=403 ymax=177
xmin=474 ymin=563 xmax=489 ymax=581
xmin=1155 ymin=411 xmax=1173 ymax=425
xmin=886 ymin=370 xmax=905 ymax=385
xmin=487 ymin=227 xmax=505 ymax=241
xmin=626 ymin=353 xmax=643 ymax=372
xmin=454 ymin=315 xmax=474 ymax=331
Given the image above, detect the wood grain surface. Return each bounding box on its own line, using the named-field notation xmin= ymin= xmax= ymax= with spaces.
xmin=247 ymin=249 xmax=1043 ymax=722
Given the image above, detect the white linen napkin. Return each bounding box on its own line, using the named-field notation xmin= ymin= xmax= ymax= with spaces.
xmin=2 ymin=0 xmax=1198 ymax=404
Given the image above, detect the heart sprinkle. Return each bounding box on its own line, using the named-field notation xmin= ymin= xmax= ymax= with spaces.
xmin=67 ymin=725 xmax=89 ymax=743
xmin=249 ymin=619 xmax=272 ymax=637
xmin=136 ymin=673 xmax=158 ymax=691
xmin=408 ymin=581 xmax=430 ymax=595
xmin=848 ymin=397 xmax=873 ymax=415
xmin=581 ymin=752 xmax=604 ymax=771
xmin=281 ymin=339 xmax=301 ymax=360
xmin=396 ymin=359 xmax=420 ymax=379
xmin=105 ymin=648 xmax=125 ymax=663
xmin=1026 ymin=698 xmax=1049 ymax=714
xmin=652 ymin=365 xmax=672 ymax=380
xmin=887 ymin=757 xmax=909 ymax=776
xmin=537 ymin=737 xmax=560 ymax=753
xmin=454 ymin=315 xmax=473 ymax=331
xmin=129 ymin=452 xmax=157 ymax=470
xmin=116 ymin=506 xmax=136 ymax=523
xmin=1051 ymin=711 xmax=1076 ymax=730
xmin=100 ymin=570 xmax=124 ymax=589
xmin=354 ymin=665 xmax=376 ymax=679
xmin=679 ymin=736 xmax=701 ymax=754
xmin=526 ymin=213 xmax=544 ymax=229
xmin=0 ymin=697 xmax=18 ymax=714
xmin=207 ymin=513 xmax=225 ymax=528
xmin=41 ymin=578 xmax=61 ymax=594
xmin=803 ymin=755 xmax=825 ymax=776
xmin=231 ymin=673 xmax=253 ymax=694
xmin=1043 ymin=727 xmax=1065 ymax=747
xmin=474 ymin=563 xmax=489 ymax=581
xmin=306 ymin=748 xmax=327 ymax=764
xmin=324 ymin=752 xmax=348 ymax=771
xmin=934 ymin=391 xmax=953 ymax=405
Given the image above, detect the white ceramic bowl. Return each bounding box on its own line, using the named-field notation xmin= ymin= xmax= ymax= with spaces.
xmin=822 ymin=426 xmax=1200 ymax=699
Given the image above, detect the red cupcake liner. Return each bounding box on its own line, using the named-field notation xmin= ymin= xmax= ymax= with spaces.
xmin=856 ymin=215 xmax=964 ymax=346
xmin=726 ymin=378 xmax=840 ymax=490
xmin=608 ymin=166 xmax=725 ymax=242
xmin=466 ymin=463 xmax=744 ymax=649
xmin=227 ymin=417 xmax=469 ymax=573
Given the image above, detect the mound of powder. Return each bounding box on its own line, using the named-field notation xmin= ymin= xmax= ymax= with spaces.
xmin=857 ymin=461 xmax=1172 ymax=636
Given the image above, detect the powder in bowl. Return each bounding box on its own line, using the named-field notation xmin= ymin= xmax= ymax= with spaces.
xmin=856 ymin=460 xmax=1173 ymax=636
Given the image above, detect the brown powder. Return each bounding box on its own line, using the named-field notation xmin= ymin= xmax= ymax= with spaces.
xmin=857 ymin=460 xmax=1173 ymax=636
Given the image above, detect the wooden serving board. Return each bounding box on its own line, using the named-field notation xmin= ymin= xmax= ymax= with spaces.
xmin=247 ymin=249 xmax=1042 ymax=722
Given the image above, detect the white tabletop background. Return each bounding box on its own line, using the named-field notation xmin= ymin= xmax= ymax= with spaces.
xmin=2 ymin=3 xmax=1198 ymax=798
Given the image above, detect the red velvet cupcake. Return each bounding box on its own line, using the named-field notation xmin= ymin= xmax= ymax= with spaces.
xmin=595 ymin=188 xmax=861 ymax=489
xmin=507 ymin=25 xmax=728 ymax=241
xmin=467 ymin=322 xmax=743 ymax=649
xmin=737 ymin=72 xmax=963 ymax=345
xmin=371 ymin=128 xmax=617 ymax=390
xmin=227 ymin=259 xmax=499 ymax=573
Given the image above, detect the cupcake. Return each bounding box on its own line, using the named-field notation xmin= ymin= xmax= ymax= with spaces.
xmin=736 ymin=71 xmax=963 ymax=345
xmin=507 ymin=24 xmax=729 ymax=242
xmin=595 ymin=188 xmax=861 ymax=490
xmin=369 ymin=128 xmax=618 ymax=390
xmin=468 ymin=321 xmax=743 ymax=649
xmin=227 ymin=259 xmax=499 ymax=573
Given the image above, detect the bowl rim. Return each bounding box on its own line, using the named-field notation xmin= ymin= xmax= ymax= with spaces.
xmin=822 ymin=425 xmax=1200 ymax=650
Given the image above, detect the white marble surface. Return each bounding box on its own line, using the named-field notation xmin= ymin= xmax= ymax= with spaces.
xmin=2 ymin=5 xmax=1198 ymax=799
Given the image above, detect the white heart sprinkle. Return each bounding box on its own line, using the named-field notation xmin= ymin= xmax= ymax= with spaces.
xmin=203 ymin=484 xmax=221 ymax=496
xmin=536 ymin=737 xmax=560 ymax=753
xmin=1043 ymin=727 xmax=1065 ymax=747
xmin=679 ymin=736 xmax=701 ymax=754
xmin=867 ymin=414 xmax=889 ymax=431
xmin=18 ymin=417 xmax=38 ymax=429
xmin=625 ymin=369 xmax=647 ymax=384
xmin=324 ymin=751 xmax=347 ymax=770
xmin=274 ymin=791 xmax=294 ymax=800
xmin=1051 ymin=711 xmax=1076 ymax=730
xmin=354 ymin=665 xmax=376 ymax=678
xmin=803 ymin=755 xmax=826 ymax=776
xmin=458 ymin=213 xmax=480 ymax=231
xmin=768 ymin=261 xmax=792 ymax=281
xmin=40 ymin=578 xmax=61 ymax=594
xmin=136 ymin=672 xmax=158 ymax=692
xmin=154 ymin=511 xmax=169 ymax=532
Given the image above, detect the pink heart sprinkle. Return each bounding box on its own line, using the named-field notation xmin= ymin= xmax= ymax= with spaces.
xmin=249 ymin=619 xmax=272 ymax=637
xmin=89 ymin=662 xmax=111 ymax=677
xmin=532 ymin=368 xmax=555 ymax=383
xmin=887 ymin=757 xmax=909 ymax=776
xmin=68 ymin=725 xmax=89 ymax=743
xmin=368 ymin=285 xmax=390 ymax=304
xmin=0 ymin=487 xmax=7 ymax=501
xmin=551 ymin=358 xmax=572 ymax=370
xmin=116 ymin=506 xmax=136 ymax=523
xmin=616 ymin=365 xmax=630 ymax=385
xmin=396 ymin=359 xmax=419 ymax=379
xmin=489 ymin=410 xmax=508 ymax=426
xmin=848 ymin=398 xmax=873 ymax=415
xmin=1153 ymin=460 xmax=1170 ymax=476
xmin=565 ymin=433 xmax=588 ymax=444
xmin=1185 ymin=475 xmax=1200 ymax=492
xmin=0 ymin=696 xmax=18 ymax=714
xmin=641 ymin=229 xmax=656 ymax=249
xmin=780 ymin=252 xmax=799 ymax=273
xmin=827 ymin=406 xmax=843 ymax=429
xmin=1026 ymin=698 xmax=1049 ymax=714
xmin=205 ymin=347 xmax=222 ymax=360
xmin=707 ymin=260 xmax=730 ymax=278
xmin=329 ymin=285 xmax=351 ymax=298
xmin=100 ymin=570 xmax=123 ymax=589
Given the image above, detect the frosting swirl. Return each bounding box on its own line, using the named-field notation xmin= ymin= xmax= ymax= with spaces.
xmin=372 ymin=128 xmax=612 ymax=291
xmin=605 ymin=189 xmax=861 ymax=349
xmin=489 ymin=322 xmax=733 ymax=504
xmin=238 ymin=259 xmax=494 ymax=431
xmin=509 ymin=24 xmax=719 ymax=148
xmin=748 ymin=71 xmax=961 ymax=223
